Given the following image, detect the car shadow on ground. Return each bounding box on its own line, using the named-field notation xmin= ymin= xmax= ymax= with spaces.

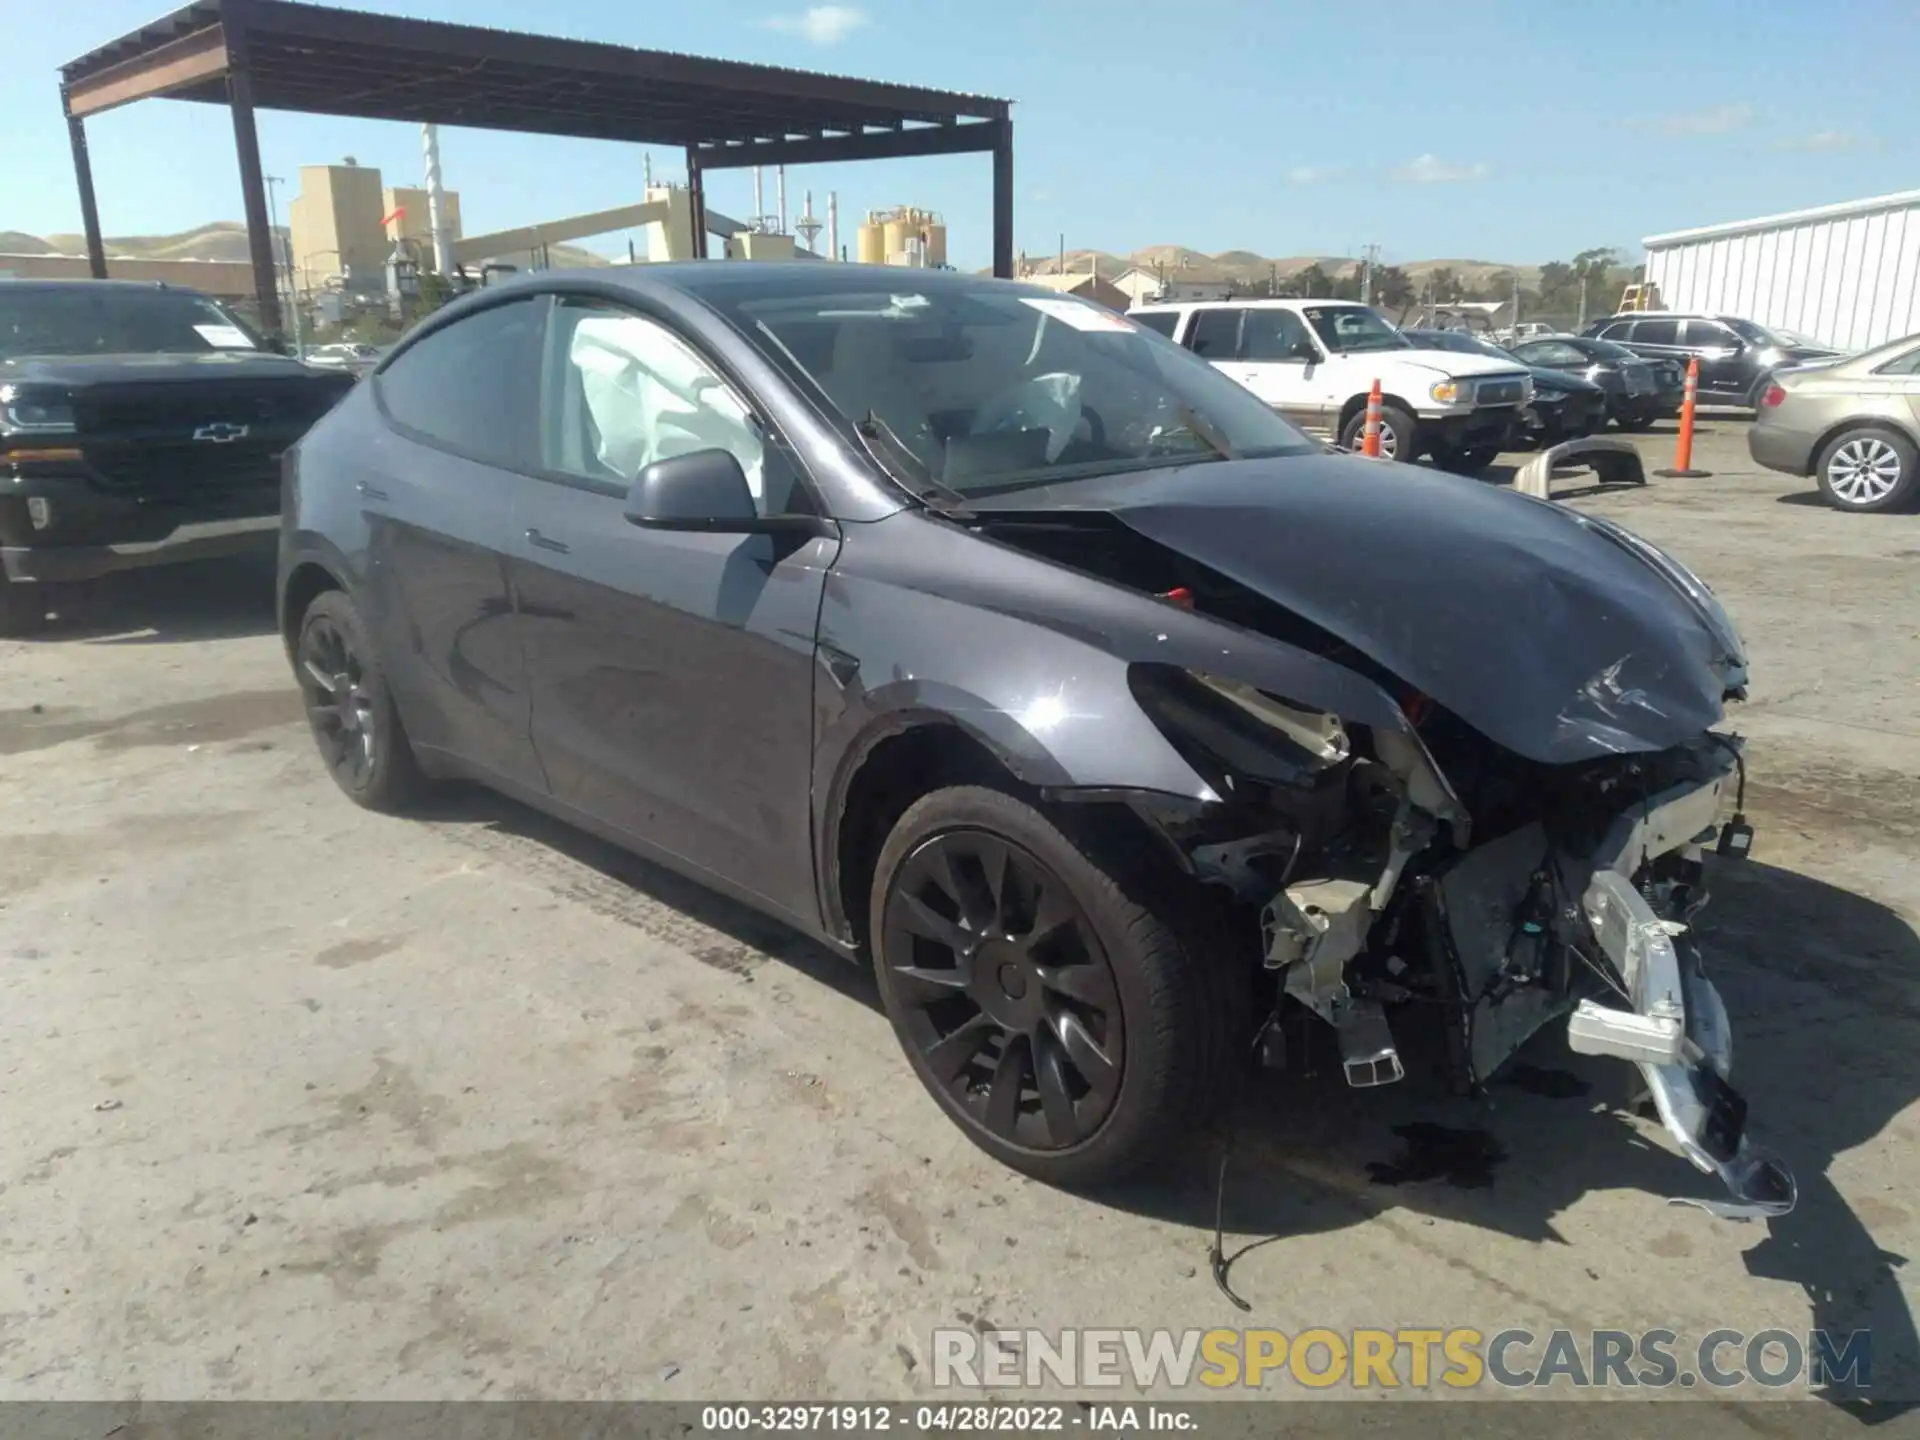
xmin=13 ymin=554 xmax=279 ymax=645
xmin=1101 ymin=855 xmax=1920 ymax=1415
xmin=417 ymin=783 xmax=1920 ymax=1413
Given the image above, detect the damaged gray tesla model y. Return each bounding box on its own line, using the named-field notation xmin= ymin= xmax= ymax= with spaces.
xmin=279 ymin=264 xmax=1792 ymax=1220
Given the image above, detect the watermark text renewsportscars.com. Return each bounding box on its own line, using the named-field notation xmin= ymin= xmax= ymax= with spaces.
xmin=932 ymin=1326 xmax=1871 ymax=1392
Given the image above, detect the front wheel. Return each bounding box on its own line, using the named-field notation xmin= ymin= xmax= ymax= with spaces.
xmin=1339 ymin=401 xmax=1417 ymax=462
xmin=869 ymin=786 xmax=1239 ymax=1188
xmin=1816 ymin=427 xmax=1918 ymax=513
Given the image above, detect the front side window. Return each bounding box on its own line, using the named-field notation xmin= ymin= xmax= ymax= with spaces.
xmin=539 ymin=300 xmax=775 ymax=509
xmin=1240 ymin=308 xmax=1317 ymax=361
xmin=1683 ymin=319 xmax=1737 ymax=349
xmin=700 ymin=278 xmax=1317 ymax=498
xmin=1633 ymin=319 xmax=1680 ymax=345
xmin=376 ymin=298 xmax=542 ymax=467
xmin=1302 ymin=306 xmax=1409 ymax=355
xmin=0 ymin=287 xmax=263 ymax=360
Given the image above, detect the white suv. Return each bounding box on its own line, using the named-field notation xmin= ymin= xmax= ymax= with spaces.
xmin=1130 ymin=299 xmax=1532 ymax=470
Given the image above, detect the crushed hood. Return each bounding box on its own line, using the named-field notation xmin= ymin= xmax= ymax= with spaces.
xmin=974 ymin=454 xmax=1746 ymax=763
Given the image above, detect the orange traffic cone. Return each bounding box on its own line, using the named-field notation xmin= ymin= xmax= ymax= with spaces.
xmin=1655 ymin=356 xmax=1711 ymax=478
xmin=1362 ymin=379 xmax=1383 ymax=458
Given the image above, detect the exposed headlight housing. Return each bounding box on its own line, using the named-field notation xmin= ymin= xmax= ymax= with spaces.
xmin=1429 ymin=379 xmax=1473 ymax=405
xmin=0 ymin=385 xmax=77 ymax=436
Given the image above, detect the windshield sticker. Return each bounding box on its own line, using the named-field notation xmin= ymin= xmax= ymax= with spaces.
xmin=1020 ymin=297 xmax=1136 ymax=334
xmin=193 ymin=323 xmax=255 ymax=349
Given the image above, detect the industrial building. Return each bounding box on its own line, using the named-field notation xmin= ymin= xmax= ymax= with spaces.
xmin=286 ymin=160 xmax=464 ymax=298
xmin=1642 ymin=189 xmax=1920 ymax=352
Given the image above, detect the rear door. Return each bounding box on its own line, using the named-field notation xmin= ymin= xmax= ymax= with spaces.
xmin=508 ymin=294 xmax=836 ymax=925
xmin=360 ymin=297 xmax=546 ymax=788
xmin=1878 ymin=343 xmax=1920 ymax=433
xmin=1231 ymin=307 xmax=1332 ymax=431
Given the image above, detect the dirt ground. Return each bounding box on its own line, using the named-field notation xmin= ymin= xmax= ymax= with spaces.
xmin=3 ymin=418 xmax=1918 ymax=1429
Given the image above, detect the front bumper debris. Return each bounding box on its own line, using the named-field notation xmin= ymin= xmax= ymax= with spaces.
xmin=1565 ymin=746 xmax=1796 ymax=1220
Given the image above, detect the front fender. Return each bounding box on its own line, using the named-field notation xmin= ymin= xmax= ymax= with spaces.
xmin=808 ymin=509 xmax=1424 ymax=937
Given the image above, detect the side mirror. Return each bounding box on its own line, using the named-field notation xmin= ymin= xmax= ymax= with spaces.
xmin=1289 ymin=342 xmax=1320 ymax=364
xmin=623 ymin=448 xmax=829 ymax=536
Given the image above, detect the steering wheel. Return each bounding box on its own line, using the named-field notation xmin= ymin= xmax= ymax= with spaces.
xmin=1079 ymin=404 xmax=1109 ymax=449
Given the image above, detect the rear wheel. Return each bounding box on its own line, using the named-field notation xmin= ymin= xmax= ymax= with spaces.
xmin=1614 ymin=407 xmax=1656 ymax=432
xmin=869 ymin=786 xmax=1239 ymax=1187
xmin=0 ymin=576 xmax=44 ymax=638
xmin=294 ymin=590 xmax=423 ymax=810
xmin=1339 ymin=401 xmax=1417 ymax=462
xmin=1816 ymin=427 xmax=1918 ymax=514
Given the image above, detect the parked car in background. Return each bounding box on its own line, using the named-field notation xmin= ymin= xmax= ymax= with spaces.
xmin=1748 ymin=332 xmax=1920 ymax=513
xmin=278 ymin=264 xmax=1791 ymax=1218
xmin=1583 ymin=312 xmax=1843 ymax=409
xmin=0 ymin=280 xmax=356 ymax=634
xmin=1509 ymin=335 xmax=1673 ymax=431
xmin=1405 ymin=328 xmax=1603 ymax=450
xmin=1131 ymin=298 xmax=1531 ymax=471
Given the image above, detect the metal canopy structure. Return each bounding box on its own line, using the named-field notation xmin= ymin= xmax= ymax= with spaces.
xmin=59 ymin=0 xmax=1014 ymax=333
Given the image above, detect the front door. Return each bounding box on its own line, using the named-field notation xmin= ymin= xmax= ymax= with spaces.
xmin=1233 ymin=307 xmax=1334 ymax=432
xmin=509 ymin=295 xmax=837 ymax=925
xmin=1681 ymin=318 xmax=1748 ymax=401
xmin=358 ymin=296 xmax=546 ymax=789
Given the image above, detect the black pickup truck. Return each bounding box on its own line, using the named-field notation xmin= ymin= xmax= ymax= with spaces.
xmin=1 ymin=280 xmax=356 ymax=634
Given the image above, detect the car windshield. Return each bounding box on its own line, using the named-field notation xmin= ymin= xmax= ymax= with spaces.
xmin=1302 ymin=305 xmax=1410 ymax=354
xmin=1414 ymin=329 xmax=1508 ymax=361
xmin=706 ymin=277 xmax=1319 ymax=497
xmin=0 ymin=287 xmax=263 ymax=360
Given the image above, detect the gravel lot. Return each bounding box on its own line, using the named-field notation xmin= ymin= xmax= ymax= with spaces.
xmin=2 ymin=418 xmax=1916 ymax=1429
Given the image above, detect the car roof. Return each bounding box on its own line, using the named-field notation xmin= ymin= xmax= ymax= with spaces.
xmin=1131 ymin=297 xmax=1361 ymax=311
xmin=0 ymin=278 xmax=212 ymax=295
xmin=483 ymin=261 xmax=1050 ymax=306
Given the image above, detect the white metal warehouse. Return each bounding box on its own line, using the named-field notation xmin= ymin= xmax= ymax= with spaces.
xmin=1641 ymin=189 xmax=1920 ymax=352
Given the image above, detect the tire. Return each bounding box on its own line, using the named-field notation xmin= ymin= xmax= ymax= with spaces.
xmin=0 ymin=576 xmax=44 ymax=638
xmin=1437 ymin=445 xmax=1501 ymax=474
xmin=293 ymin=589 xmax=424 ymax=811
xmin=1815 ymin=426 xmax=1919 ymax=514
xmin=1338 ymin=401 xmax=1418 ymax=462
xmin=869 ymin=785 xmax=1241 ymax=1188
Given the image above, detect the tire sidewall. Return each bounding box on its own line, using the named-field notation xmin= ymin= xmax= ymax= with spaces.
xmin=1340 ymin=402 xmax=1417 ymax=462
xmin=296 ymin=591 xmax=413 ymax=806
xmin=1816 ymin=427 xmax=1918 ymax=514
xmin=868 ymin=787 xmax=1184 ymax=1182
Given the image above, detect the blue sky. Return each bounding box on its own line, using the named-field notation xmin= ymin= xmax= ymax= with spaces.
xmin=3 ymin=0 xmax=1915 ymax=270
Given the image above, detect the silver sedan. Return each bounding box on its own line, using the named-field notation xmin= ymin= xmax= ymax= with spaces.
xmin=1748 ymin=333 xmax=1920 ymax=512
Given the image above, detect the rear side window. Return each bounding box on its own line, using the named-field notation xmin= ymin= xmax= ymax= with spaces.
xmin=1186 ymin=308 xmax=1240 ymax=358
xmin=1130 ymin=311 xmax=1179 ymax=339
xmin=376 ymin=298 xmax=543 ymax=468
xmin=1876 ymin=345 xmax=1920 ymax=376
xmin=1632 ymin=318 xmax=1680 ymax=345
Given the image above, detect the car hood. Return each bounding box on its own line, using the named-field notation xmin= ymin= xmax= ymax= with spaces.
xmin=1390 ymin=348 xmax=1531 ymax=380
xmin=973 ymin=454 xmax=1745 ymax=763
xmin=0 ymin=351 xmax=330 ymax=386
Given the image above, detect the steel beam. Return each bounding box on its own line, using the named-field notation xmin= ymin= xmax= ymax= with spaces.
xmin=65 ymin=22 xmax=228 ymax=119
xmin=225 ymin=38 xmax=283 ymax=335
xmin=64 ymin=111 xmax=109 ymax=279
xmin=698 ymin=122 xmax=997 ymax=170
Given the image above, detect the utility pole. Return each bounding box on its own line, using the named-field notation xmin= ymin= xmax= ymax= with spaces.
xmin=1578 ymin=271 xmax=1589 ymax=330
xmin=1359 ymin=242 xmax=1380 ymax=305
xmin=263 ymin=174 xmax=302 ymax=354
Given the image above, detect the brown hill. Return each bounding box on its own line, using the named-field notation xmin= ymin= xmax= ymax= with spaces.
xmin=1018 ymin=245 xmax=1542 ymax=291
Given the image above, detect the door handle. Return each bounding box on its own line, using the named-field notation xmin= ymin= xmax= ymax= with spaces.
xmin=525 ymin=528 xmax=570 ymax=555
xmin=356 ymin=480 xmax=390 ymax=502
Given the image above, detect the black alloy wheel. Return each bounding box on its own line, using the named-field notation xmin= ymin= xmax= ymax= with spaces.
xmin=294 ymin=590 xmax=421 ymax=810
xmin=879 ymin=828 xmax=1125 ymax=1153
xmin=299 ymin=612 xmax=378 ymax=787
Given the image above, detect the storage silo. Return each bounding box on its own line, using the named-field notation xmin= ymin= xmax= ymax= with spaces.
xmin=856 ymin=215 xmax=888 ymax=265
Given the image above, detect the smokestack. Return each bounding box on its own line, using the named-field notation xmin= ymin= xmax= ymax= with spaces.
xmin=828 ymin=191 xmax=839 ymax=261
xmin=777 ymin=166 xmax=788 ymax=235
xmin=422 ymin=124 xmax=452 ymax=276
xmin=752 ymin=168 xmax=763 ymax=225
